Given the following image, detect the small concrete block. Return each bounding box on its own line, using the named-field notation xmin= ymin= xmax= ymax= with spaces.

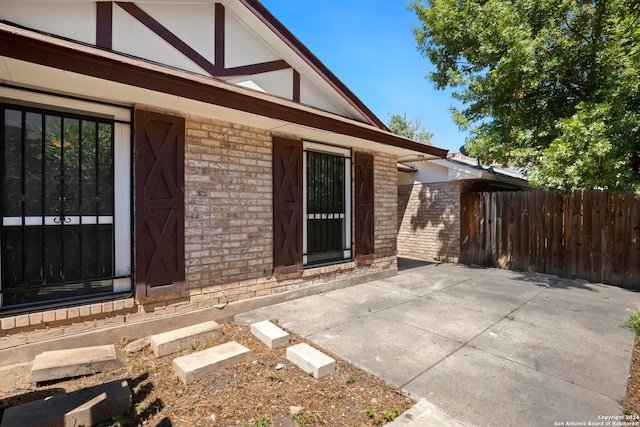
xmin=150 ymin=320 xmax=222 ymax=357
xmin=31 ymin=345 xmax=124 ymax=383
xmin=0 ymin=362 xmax=31 ymax=393
xmin=29 ymin=312 xmax=43 ymax=325
xmin=0 ymin=379 xmax=131 ymax=427
xmin=250 ymin=320 xmax=289 ymax=348
xmin=286 ymin=343 xmax=336 ymax=379
xmin=15 ymin=314 xmax=29 ymax=328
xmin=67 ymin=307 xmax=80 ymax=319
xmin=125 ymin=337 xmax=151 ymax=353
xmin=55 ymin=309 xmax=68 ymax=321
xmin=0 ymin=317 xmax=15 ymax=330
xmin=42 ymin=310 xmax=56 ymax=323
xmin=172 ymin=341 xmax=253 ymax=385
xmin=102 ymin=301 xmax=114 ymax=313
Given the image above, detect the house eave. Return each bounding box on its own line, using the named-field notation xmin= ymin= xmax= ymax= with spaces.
xmin=239 ymin=0 xmax=388 ymax=130
xmin=0 ymin=24 xmax=447 ymax=159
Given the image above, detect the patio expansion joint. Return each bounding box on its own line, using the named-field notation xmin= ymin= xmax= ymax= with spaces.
xmin=399 ymin=281 xmax=556 ymax=390
xmin=464 ymin=340 xmax=624 ymax=403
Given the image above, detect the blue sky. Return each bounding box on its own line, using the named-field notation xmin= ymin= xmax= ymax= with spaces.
xmin=259 ymin=0 xmax=468 ymax=153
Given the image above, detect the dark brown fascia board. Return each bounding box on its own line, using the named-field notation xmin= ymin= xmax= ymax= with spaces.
xmin=239 ymin=0 xmax=388 ymax=130
xmin=397 ymin=163 xmax=418 ymax=173
xmin=0 ymin=28 xmax=447 ymax=158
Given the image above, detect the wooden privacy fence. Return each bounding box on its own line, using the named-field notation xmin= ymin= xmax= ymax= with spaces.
xmin=460 ymin=190 xmax=640 ymax=289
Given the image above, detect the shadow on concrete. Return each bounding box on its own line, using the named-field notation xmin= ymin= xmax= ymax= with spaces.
xmin=398 ymin=257 xmax=435 ymax=272
xmin=509 ymin=270 xmax=640 ymax=293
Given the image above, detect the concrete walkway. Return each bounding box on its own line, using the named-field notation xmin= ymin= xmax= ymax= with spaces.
xmin=236 ymin=259 xmax=640 ymax=427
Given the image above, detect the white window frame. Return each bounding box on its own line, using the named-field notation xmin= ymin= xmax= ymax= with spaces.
xmin=302 ymin=141 xmax=352 ymax=266
xmin=0 ymin=87 xmax=132 ymax=307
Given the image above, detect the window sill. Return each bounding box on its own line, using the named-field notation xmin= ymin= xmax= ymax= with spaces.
xmin=301 ymin=259 xmax=357 ymax=278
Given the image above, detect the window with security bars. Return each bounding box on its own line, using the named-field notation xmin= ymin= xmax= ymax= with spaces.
xmin=304 ymin=143 xmax=352 ymax=265
xmin=1 ymin=104 xmax=118 ymax=307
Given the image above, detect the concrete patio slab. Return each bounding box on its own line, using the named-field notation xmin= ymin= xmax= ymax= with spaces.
xmin=386 ymin=399 xmax=472 ymax=427
xmin=306 ymin=315 xmax=461 ymax=386
xmin=377 ymin=268 xmax=476 ymax=296
xmin=513 ymin=290 xmax=634 ymax=348
xmin=429 ymin=279 xmax=544 ymax=316
xmin=470 ymin=318 xmax=631 ymax=399
xmin=377 ymin=297 xmax=503 ymax=344
xmin=403 ymin=346 xmax=621 ymax=427
xmin=234 ymin=294 xmax=364 ymax=336
xmin=233 ymin=261 xmax=640 ymax=427
xmin=321 ymin=282 xmax=416 ymax=313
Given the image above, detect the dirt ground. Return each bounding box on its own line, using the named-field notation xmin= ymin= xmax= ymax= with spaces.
xmin=626 ymin=335 xmax=640 ymax=418
xmin=0 ymin=323 xmax=414 ymax=426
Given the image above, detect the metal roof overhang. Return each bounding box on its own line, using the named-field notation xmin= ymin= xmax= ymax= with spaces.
xmin=0 ymin=24 xmax=448 ymax=159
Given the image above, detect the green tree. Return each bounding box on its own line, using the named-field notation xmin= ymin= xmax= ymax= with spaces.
xmin=387 ymin=113 xmax=434 ymax=144
xmin=410 ymin=0 xmax=640 ymax=194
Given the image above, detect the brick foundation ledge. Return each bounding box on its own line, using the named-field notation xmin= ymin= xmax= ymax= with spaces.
xmin=0 ymin=266 xmax=397 ymax=386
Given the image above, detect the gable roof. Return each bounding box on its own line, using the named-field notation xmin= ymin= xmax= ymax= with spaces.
xmin=238 ymin=0 xmax=386 ymax=129
xmin=0 ymin=0 xmax=386 ymax=128
xmin=0 ymin=1 xmax=449 ymax=159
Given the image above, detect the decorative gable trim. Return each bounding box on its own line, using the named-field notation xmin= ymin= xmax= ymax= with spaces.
xmin=239 ymin=0 xmax=387 ymax=130
xmin=95 ymin=2 xmax=300 ymax=100
xmin=96 ymin=2 xmax=112 ymax=49
xmin=0 ymin=24 xmax=448 ymax=158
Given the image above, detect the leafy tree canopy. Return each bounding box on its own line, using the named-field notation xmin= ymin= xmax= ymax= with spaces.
xmin=387 ymin=112 xmax=434 ymax=144
xmin=410 ymin=0 xmax=640 ymax=194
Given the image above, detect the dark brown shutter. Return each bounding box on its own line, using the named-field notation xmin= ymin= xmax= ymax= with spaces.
xmin=273 ymin=136 xmax=303 ymax=275
xmin=355 ymin=152 xmax=374 ymax=262
xmin=134 ymin=109 xmax=185 ymax=297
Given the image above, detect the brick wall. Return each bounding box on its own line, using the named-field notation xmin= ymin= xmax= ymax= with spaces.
xmin=184 ymin=117 xmax=273 ymax=292
xmin=373 ymin=152 xmax=398 ymax=263
xmin=397 ymin=181 xmax=461 ymax=262
xmin=0 ymin=114 xmax=398 ymax=338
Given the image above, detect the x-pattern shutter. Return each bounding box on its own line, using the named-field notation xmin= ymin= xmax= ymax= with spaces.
xmin=273 ymin=137 xmax=303 ymax=275
xmin=135 ymin=109 xmax=185 ymax=297
xmin=355 ymin=152 xmax=374 ymax=262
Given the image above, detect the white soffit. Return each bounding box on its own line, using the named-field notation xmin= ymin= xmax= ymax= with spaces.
xmin=431 ymin=159 xmax=484 ymax=179
xmin=229 ymin=69 xmax=292 ymax=100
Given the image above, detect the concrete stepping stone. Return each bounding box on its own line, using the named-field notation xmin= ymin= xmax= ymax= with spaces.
xmin=286 ymin=343 xmax=336 ymax=379
xmin=30 ymin=344 xmax=124 ymax=383
xmin=150 ymin=320 xmax=222 ymax=357
xmin=250 ymin=320 xmax=289 ymax=348
xmin=172 ymin=341 xmax=253 ymax=385
xmin=124 ymin=336 xmax=151 ymax=353
xmin=0 ymin=379 xmax=131 ymax=427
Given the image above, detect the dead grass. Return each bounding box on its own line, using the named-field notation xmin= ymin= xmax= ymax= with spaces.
xmin=0 ymin=323 xmax=413 ymax=426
